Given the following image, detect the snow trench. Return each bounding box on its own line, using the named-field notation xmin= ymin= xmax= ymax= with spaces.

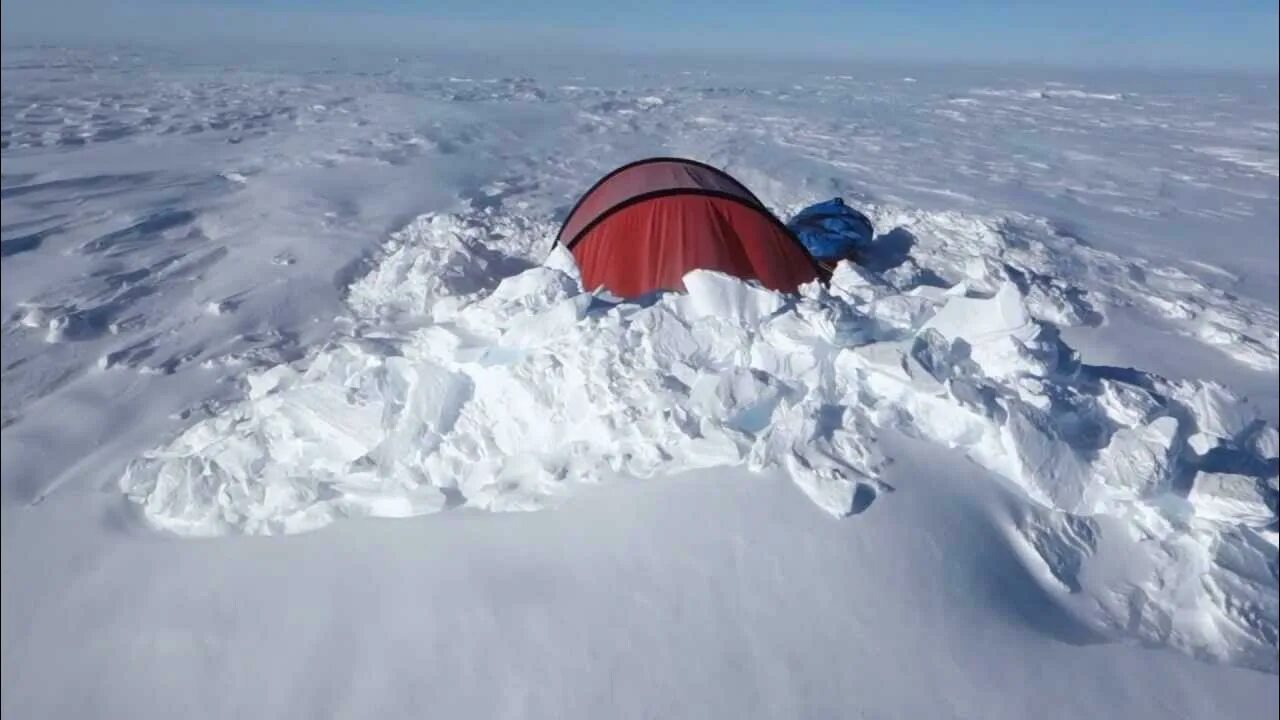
xmin=120 ymin=204 xmax=1278 ymax=672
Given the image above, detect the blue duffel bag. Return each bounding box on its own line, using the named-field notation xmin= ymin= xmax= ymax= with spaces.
xmin=787 ymin=197 xmax=875 ymax=263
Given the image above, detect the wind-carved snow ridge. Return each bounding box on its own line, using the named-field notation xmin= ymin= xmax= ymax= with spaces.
xmin=839 ymin=206 xmax=1280 ymax=372
xmin=826 ymin=258 xmax=1277 ymax=671
xmin=121 ymin=204 xmax=1277 ymax=672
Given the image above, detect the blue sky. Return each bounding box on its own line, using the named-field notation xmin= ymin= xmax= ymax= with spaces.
xmin=3 ymin=1 xmax=1277 ymax=71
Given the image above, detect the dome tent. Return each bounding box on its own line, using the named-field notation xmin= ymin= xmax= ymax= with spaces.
xmin=556 ymin=158 xmax=822 ymax=298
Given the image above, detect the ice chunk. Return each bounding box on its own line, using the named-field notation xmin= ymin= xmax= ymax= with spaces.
xmin=1248 ymin=425 xmax=1279 ymax=461
xmin=865 ymin=294 xmax=938 ymax=332
xmin=750 ymin=398 xmax=881 ymax=517
xmin=828 ymin=260 xmax=892 ymax=305
xmin=999 ymin=403 xmax=1089 ymax=510
xmin=1165 ymin=380 xmax=1256 ymax=444
xmin=1096 ymin=378 xmax=1161 ymax=427
xmin=921 ymin=282 xmax=1035 ymax=346
xmin=541 ymin=243 xmax=582 ymax=284
xmin=1090 ymin=416 xmax=1179 ymax=507
xmin=246 ymin=365 xmax=298 ymax=399
xmin=1188 ymin=432 xmax=1218 ymax=455
xmin=919 ymin=282 xmax=1044 ymax=378
xmin=689 ymin=368 xmax=787 ymax=434
xmin=1191 ymin=472 xmax=1277 ymax=526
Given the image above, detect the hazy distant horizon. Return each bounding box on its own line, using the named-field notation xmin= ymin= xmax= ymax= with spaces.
xmin=3 ymin=0 xmax=1277 ymax=73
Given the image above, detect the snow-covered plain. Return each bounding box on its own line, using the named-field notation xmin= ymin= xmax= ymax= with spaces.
xmin=3 ymin=44 xmax=1278 ymax=718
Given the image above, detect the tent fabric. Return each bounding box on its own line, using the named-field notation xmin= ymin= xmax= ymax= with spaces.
xmin=556 ymin=158 xmax=762 ymax=248
xmin=559 ymin=158 xmax=821 ymax=297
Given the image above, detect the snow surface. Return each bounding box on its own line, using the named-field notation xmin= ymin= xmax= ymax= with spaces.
xmin=3 ymin=44 xmax=1278 ymax=718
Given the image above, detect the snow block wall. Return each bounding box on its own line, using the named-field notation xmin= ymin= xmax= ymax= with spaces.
xmin=120 ymin=204 xmax=1278 ymax=673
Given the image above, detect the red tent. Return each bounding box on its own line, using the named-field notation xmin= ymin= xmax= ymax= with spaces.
xmin=557 ymin=158 xmax=821 ymax=298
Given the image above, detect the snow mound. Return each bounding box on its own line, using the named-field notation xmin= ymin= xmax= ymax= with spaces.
xmin=346 ymin=208 xmax=552 ymax=323
xmin=120 ymin=207 xmax=1278 ymax=672
xmin=122 ymin=258 xmax=884 ymax=531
